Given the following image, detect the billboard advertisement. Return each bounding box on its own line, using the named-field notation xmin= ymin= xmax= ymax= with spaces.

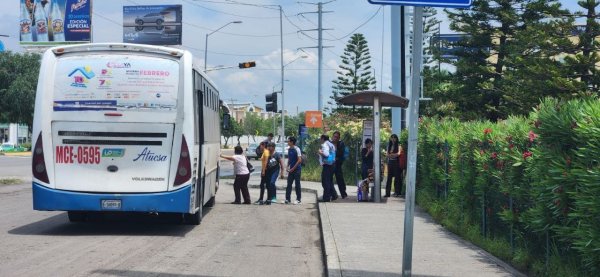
xmin=430 ymin=34 xmax=468 ymax=60
xmin=20 ymin=0 xmax=92 ymax=45
xmin=123 ymin=5 xmax=182 ymax=46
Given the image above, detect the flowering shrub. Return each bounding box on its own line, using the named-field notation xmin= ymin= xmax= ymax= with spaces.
xmin=417 ymin=97 xmax=600 ymax=276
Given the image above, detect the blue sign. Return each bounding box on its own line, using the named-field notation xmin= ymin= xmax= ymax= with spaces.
xmin=430 ymin=34 xmax=467 ymax=59
xmin=368 ymin=0 xmax=472 ymax=8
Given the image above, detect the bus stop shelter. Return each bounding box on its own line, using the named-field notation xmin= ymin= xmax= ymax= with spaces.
xmin=337 ymin=91 xmax=409 ymax=202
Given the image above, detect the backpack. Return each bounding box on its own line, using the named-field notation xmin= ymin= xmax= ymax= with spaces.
xmin=245 ymin=156 xmax=255 ymax=173
xmin=325 ymin=142 xmax=336 ymax=165
xmin=255 ymin=144 xmax=262 ymax=157
xmin=267 ymin=153 xmax=281 ymax=171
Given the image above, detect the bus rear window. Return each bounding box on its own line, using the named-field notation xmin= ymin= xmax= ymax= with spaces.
xmin=52 ymin=54 xmax=179 ymax=113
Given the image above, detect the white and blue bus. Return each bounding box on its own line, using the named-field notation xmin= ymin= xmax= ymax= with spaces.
xmin=31 ymin=43 xmax=229 ymax=224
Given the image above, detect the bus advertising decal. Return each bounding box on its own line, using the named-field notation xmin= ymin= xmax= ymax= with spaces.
xmin=133 ymin=147 xmax=167 ymax=162
xmin=53 ymin=100 xmax=117 ymax=111
xmin=102 ymin=148 xmax=125 ymax=158
xmin=56 ymin=146 xmax=101 ymax=164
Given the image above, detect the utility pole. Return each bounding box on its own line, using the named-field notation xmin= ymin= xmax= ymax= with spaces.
xmin=298 ymin=1 xmax=334 ymax=112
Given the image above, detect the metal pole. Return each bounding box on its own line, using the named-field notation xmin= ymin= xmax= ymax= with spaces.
xmin=402 ymin=6 xmax=424 ymax=277
xmin=391 ymin=6 xmax=401 ymax=135
xmin=401 ymin=6 xmax=407 ymax=130
xmin=280 ymin=6 xmax=285 ymax=142
xmin=373 ymin=96 xmax=381 ymax=202
xmin=317 ymin=2 xmax=323 ymax=112
xmin=204 ymin=33 xmax=209 ymax=70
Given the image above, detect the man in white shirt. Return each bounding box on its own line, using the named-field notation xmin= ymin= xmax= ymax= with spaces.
xmin=318 ymin=134 xmax=336 ymax=202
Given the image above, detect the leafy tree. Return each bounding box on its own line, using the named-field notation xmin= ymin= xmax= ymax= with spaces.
xmin=0 ymin=52 xmax=40 ymax=129
xmin=242 ymin=112 xmax=262 ymax=142
xmin=329 ymin=33 xmax=376 ymax=116
xmin=445 ymin=0 xmax=575 ymax=120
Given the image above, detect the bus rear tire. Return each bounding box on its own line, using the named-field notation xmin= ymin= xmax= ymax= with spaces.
xmin=205 ymin=196 xmax=215 ymax=207
xmin=67 ymin=211 xmax=86 ymax=222
xmin=184 ymin=210 xmax=202 ymax=225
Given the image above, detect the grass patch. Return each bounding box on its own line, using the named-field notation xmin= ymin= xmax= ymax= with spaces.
xmin=0 ymin=178 xmax=22 ymax=185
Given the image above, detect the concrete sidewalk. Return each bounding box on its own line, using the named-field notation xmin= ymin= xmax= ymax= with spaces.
xmin=225 ymin=173 xmax=524 ymax=277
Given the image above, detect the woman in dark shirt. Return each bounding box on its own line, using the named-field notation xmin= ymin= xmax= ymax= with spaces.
xmin=361 ymin=138 xmax=374 ymax=180
xmin=385 ymin=134 xmax=401 ymax=197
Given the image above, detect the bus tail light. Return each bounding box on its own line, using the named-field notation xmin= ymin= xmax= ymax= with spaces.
xmin=32 ymin=133 xmax=49 ymax=183
xmin=174 ymin=135 xmax=191 ymax=186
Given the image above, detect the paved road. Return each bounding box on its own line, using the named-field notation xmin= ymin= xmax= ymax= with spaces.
xmin=0 ymin=183 xmax=324 ymax=277
xmin=0 ymin=155 xmax=31 ymax=181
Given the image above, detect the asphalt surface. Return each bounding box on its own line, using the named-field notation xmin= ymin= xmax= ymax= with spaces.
xmin=0 ymin=155 xmax=31 ymax=181
xmin=0 ymin=166 xmax=323 ymax=276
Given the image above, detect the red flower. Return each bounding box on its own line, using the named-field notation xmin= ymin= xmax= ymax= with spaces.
xmin=528 ymin=131 xmax=538 ymax=142
xmin=484 ymin=128 xmax=493 ymax=135
xmin=509 ymin=143 xmax=514 ymax=150
xmin=491 ymin=152 xmax=498 ymax=159
xmin=523 ymin=151 xmax=533 ymax=160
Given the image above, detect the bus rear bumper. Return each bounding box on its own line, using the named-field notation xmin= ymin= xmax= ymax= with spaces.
xmin=32 ymin=182 xmax=192 ymax=213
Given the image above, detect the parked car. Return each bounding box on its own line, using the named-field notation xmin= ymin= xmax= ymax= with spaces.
xmin=0 ymin=143 xmax=26 ymax=152
xmin=245 ymin=142 xmax=289 ymax=159
xmin=135 ymin=13 xmax=165 ymax=26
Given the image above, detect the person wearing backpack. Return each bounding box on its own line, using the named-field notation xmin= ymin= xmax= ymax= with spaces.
xmin=318 ymin=134 xmax=336 ymax=202
xmin=331 ymin=131 xmax=348 ymax=199
xmin=265 ymin=142 xmax=284 ymax=205
xmin=284 ymin=136 xmax=303 ymax=205
xmin=254 ymin=142 xmax=269 ymax=205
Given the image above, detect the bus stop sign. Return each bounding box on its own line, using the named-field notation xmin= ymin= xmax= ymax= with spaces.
xmin=368 ymin=0 xmax=472 ymax=8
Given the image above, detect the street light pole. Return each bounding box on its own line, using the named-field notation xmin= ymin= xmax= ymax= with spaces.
xmin=204 ymin=21 xmax=242 ymax=71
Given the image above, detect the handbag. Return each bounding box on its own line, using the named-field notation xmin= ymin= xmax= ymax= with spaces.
xmin=245 ymin=156 xmax=255 ymax=173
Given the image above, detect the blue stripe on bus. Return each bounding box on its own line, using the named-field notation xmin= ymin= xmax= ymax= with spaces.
xmin=32 ymin=182 xmax=192 ymax=213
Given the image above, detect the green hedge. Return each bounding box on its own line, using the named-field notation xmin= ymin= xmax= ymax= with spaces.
xmin=417 ymin=98 xmax=600 ymax=276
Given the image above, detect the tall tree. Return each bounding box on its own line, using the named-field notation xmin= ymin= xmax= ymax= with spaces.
xmin=329 ymin=33 xmax=376 ymax=115
xmin=0 ymin=52 xmax=40 ymax=128
xmin=445 ymin=0 xmax=574 ymax=120
xmin=564 ymin=0 xmax=600 ymax=92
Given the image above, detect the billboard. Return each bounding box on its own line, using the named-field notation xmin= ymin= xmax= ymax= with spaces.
xmin=430 ymin=34 xmax=468 ymax=60
xmin=123 ymin=5 xmax=182 ymax=46
xmin=20 ymin=0 xmax=92 ymax=45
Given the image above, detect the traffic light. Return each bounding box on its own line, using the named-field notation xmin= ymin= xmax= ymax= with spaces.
xmin=265 ymin=92 xmax=278 ymax=112
xmin=239 ymin=61 xmax=256 ymax=69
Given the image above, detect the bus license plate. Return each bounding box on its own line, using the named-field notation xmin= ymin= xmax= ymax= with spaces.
xmin=101 ymin=199 xmax=122 ymax=210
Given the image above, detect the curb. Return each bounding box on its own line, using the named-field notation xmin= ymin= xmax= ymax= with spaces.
xmin=1 ymin=152 xmax=32 ymax=157
xmin=223 ymin=180 xmax=334 ymax=276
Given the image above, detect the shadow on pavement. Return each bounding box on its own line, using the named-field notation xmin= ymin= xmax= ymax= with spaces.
xmin=331 ymin=269 xmax=444 ymax=277
xmin=91 ymin=269 xmax=218 ymax=277
xmin=7 ymin=209 xmax=214 ymax=237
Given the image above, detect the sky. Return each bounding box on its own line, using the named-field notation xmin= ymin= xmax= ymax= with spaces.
xmin=0 ymin=0 xmax=585 ymax=115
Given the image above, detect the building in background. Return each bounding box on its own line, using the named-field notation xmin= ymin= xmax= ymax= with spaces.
xmin=0 ymin=123 xmax=30 ymax=144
